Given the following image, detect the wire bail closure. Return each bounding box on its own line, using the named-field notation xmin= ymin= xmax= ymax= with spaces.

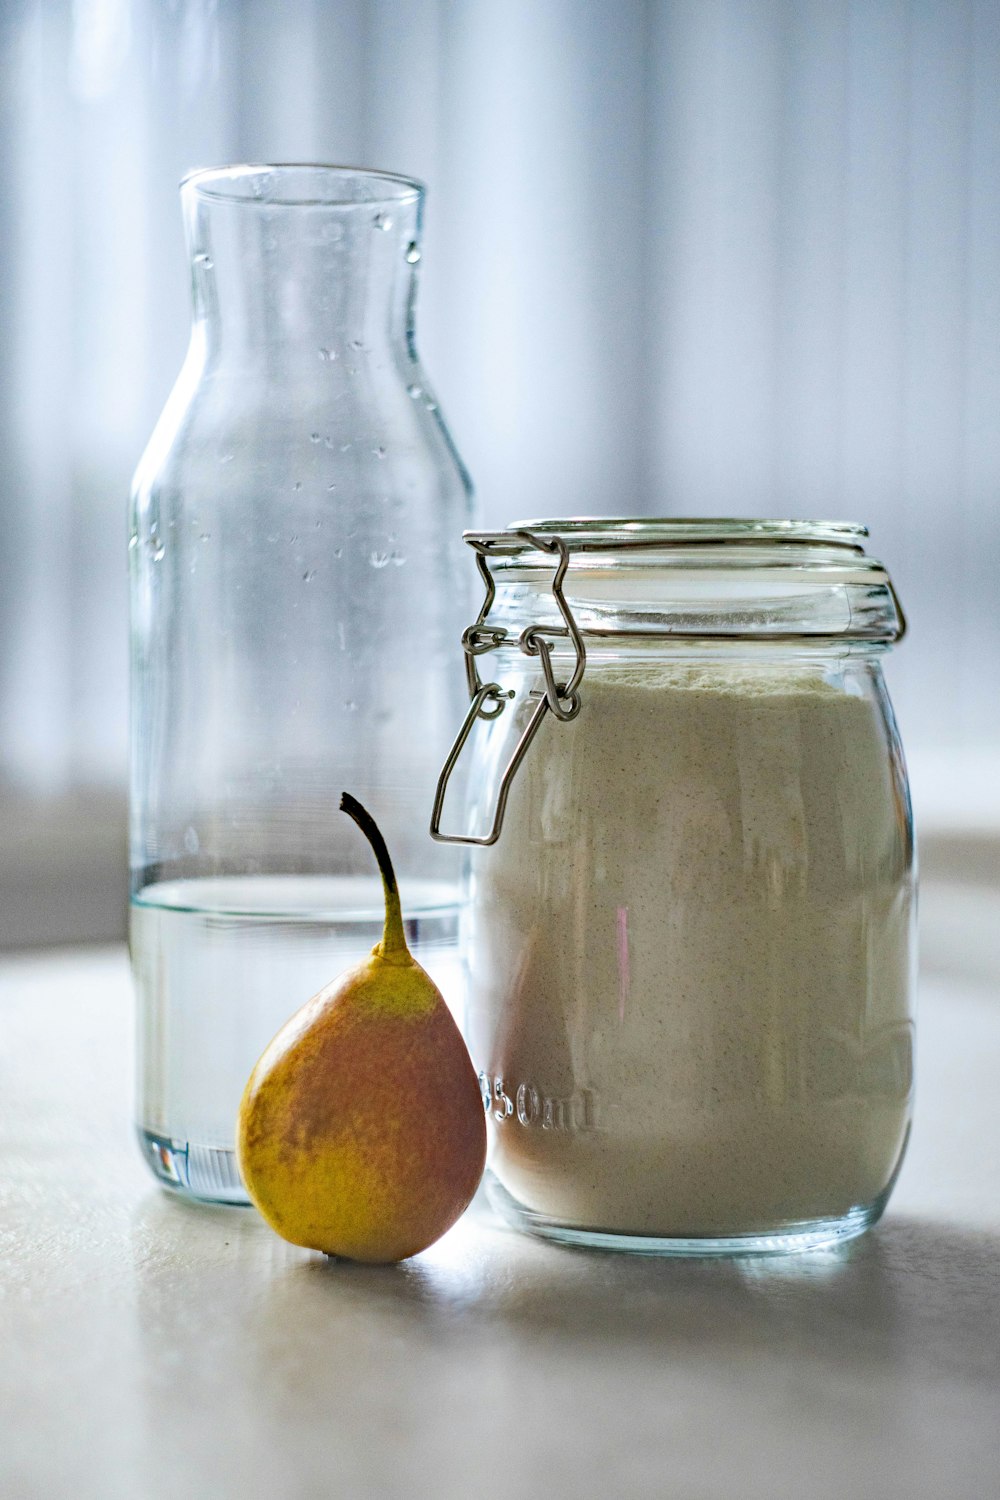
xmin=429 ymin=518 xmax=907 ymax=846
xmin=430 ymin=530 xmax=586 ymax=846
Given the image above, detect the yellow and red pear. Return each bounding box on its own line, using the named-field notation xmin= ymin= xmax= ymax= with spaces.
xmin=237 ymin=793 xmax=486 ymax=1263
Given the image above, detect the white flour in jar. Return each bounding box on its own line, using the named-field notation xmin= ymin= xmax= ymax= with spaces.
xmin=466 ymin=662 xmax=914 ymax=1237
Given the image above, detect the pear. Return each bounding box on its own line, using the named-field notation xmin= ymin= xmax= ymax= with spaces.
xmin=237 ymin=794 xmax=486 ymax=1262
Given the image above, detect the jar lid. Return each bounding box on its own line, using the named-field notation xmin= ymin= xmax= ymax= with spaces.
xmin=461 ymin=517 xmax=905 ymax=645
xmin=479 ymin=516 xmax=870 ymax=552
xmin=431 ymin=518 xmax=906 ymax=846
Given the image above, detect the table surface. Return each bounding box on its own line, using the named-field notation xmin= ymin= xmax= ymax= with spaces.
xmin=3 ymin=892 xmax=999 ymax=1500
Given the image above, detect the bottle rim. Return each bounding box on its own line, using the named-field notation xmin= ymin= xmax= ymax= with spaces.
xmin=180 ymin=162 xmax=425 ymax=208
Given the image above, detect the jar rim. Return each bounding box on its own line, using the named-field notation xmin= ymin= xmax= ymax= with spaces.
xmin=458 ymin=516 xmax=905 ymax=647
xmin=475 ymin=517 xmax=870 ymax=553
xmin=180 ymin=162 xmax=425 ymax=208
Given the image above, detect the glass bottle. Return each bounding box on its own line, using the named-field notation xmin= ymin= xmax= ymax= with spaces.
xmin=129 ymin=165 xmax=473 ymax=1202
xmin=433 ymin=519 xmax=915 ymax=1255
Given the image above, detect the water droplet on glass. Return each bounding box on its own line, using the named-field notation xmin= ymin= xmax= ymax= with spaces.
xmin=184 ymin=826 xmax=200 ymax=854
xmin=350 ymin=338 xmax=365 ymax=351
xmin=289 ymin=533 xmax=299 ymax=544
xmin=405 ymin=242 xmax=421 ymax=264
xmin=407 ymin=383 xmax=423 ymax=399
xmin=310 ymin=432 xmax=321 ymax=444
xmin=424 ymin=397 xmax=438 ymax=412
xmin=339 ymin=442 xmax=351 ymax=453
xmin=345 ymin=699 xmax=357 ymax=711
xmin=315 ymin=519 xmax=323 ymax=529
xmin=333 ymin=547 xmax=343 ymax=558
xmin=194 ymin=252 xmax=214 ymax=270
xmin=128 ymin=534 xmax=138 ymax=552
xmin=292 ymin=481 xmax=302 ymax=491
xmin=317 ymin=347 xmax=337 ymax=362
xmin=302 ymin=570 xmax=316 ymax=583
xmin=219 ymin=452 xmax=234 ymax=464
xmin=200 ymin=532 xmax=211 ymax=542
xmin=369 ymin=550 xmax=390 ymax=569
xmin=327 ymin=483 xmax=337 ymax=492
xmin=152 ymin=540 xmax=165 ymax=562
xmin=324 ymin=436 xmax=335 ymax=449
xmin=390 ymin=551 xmax=406 ymax=567
xmin=372 ymin=212 xmax=393 ymax=231
xmin=372 ymin=445 xmax=386 ymax=459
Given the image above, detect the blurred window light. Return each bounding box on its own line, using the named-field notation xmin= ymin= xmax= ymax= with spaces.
xmin=0 ymin=0 xmax=998 ymax=945
xmin=70 ymin=0 xmax=132 ymax=102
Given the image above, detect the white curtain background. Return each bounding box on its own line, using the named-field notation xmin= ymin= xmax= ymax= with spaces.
xmin=1 ymin=0 xmax=999 ymax=823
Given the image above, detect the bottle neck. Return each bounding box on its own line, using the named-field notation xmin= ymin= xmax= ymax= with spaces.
xmin=182 ymin=181 xmax=422 ymax=371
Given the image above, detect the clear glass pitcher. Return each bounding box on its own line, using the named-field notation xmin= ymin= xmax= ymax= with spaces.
xmin=433 ymin=520 xmax=915 ymax=1255
xmin=129 ymin=164 xmax=474 ymax=1202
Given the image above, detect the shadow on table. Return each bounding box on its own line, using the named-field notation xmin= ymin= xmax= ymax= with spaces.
xmin=127 ymin=1189 xmax=999 ymax=1391
xmin=297 ymin=1214 xmax=1000 ymax=1385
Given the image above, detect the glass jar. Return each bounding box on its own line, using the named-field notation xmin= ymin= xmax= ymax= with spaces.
xmin=433 ymin=519 xmax=914 ymax=1255
xmin=129 ymin=165 xmax=473 ymax=1202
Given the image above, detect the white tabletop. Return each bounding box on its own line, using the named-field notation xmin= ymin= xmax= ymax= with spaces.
xmin=2 ymin=900 xmax=999 ymax=1499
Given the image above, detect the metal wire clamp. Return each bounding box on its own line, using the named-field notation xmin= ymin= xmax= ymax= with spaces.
xmin=430 ymin=530 xmax=586 ymax=846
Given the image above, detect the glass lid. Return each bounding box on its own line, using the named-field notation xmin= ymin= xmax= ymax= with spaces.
xmin=431 ymin=517 xmax=908 ymax=846
xmin=479 ymin=517 xmax=870 ymax=552
xmin=458 ymin=516 xmax=904 ymax=644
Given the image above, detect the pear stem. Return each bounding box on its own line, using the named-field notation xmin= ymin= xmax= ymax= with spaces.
xmin=340 ymin=793 xmax=409 ymax=957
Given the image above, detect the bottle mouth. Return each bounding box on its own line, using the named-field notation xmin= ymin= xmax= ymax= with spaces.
xmin=180 ymin=163 xmax=424 ymax=209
